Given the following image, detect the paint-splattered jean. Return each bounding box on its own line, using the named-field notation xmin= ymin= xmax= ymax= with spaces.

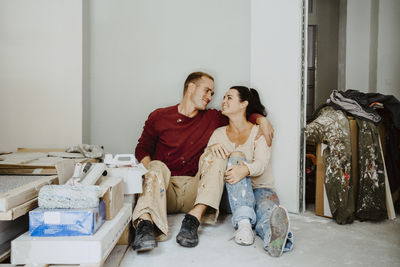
xmin=224 ymin=155 xmax=294 ymax=252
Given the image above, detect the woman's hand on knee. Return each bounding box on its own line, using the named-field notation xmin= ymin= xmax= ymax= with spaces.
xmin=225 ymin=163 xmax=250 ymax=184
xmin=209 ymin=143 xmax=229 ymax=159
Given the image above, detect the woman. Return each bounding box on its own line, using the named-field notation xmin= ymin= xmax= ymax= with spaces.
xmin=207 ymin=86 xmax=293 ymax=257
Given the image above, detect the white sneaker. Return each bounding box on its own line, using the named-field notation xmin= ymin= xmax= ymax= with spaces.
xmin=234 ymin=222 xmax=254 ymax=246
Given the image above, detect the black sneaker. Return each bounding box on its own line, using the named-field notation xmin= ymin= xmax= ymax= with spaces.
xmin=132 ymin=219 xmax=157 ymax=251
xmin=176 ymin=214 xmax=200 ymax=247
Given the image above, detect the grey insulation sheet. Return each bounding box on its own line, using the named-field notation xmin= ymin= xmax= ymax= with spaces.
xmin=0 ymin=175 xmax=49 ymax=195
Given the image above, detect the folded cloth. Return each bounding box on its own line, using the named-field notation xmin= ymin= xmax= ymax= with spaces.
xmin=329 ymin=90 xmax=381 ymax=124
xmin=66 ymin=144 xmax=103 ymax=159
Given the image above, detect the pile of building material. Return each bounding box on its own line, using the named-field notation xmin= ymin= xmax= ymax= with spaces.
xmin=11 ymin=160 xmax=130 ymax=266
xmin=12 ymin=203 xmax=131 ymax=266
xmin=0 ymin=151 xmax=144 ymax=265
xmin=0 ymin=149 xmax=94 ymax=175
xmin=0 ymin=174 xmax=59 ymax=261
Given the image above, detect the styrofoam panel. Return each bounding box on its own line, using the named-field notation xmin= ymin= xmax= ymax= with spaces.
xmin=11 ymin=203 xmax=132 ymax=265
xmin=0 ymin=176 xmax=47 ymax=195
xmin=106 ymin=167 xmax=143 ymax=194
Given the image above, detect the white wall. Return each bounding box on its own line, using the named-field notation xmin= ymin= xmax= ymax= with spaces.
xmin=251 ymin=0 xmax=303 ymax=213
xmin=377 ymin=0 xmax=400 ymax=100
xmin=88 ymin=0 xmax=302 ymax=212
xmin=87 ymin=0 xmax=251 ymax=154
xmin=0 ymin=0 xmax=82 ymax=151
xmin=345 ymin=0 xmax=400 ymax=98
xmin=314 ymin=0 xmax=339 ymax=107
xmin=346 ymin=0 xmax=372 ymax=92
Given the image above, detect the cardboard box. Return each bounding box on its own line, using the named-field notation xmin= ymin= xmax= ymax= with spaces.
xmin=106 ymin=166 xmax=144 ymax=194
xmin=98 ymin=177 xmax=124 ymax=220
xmin=12 ymin=203 xmax=132 ymax=265
xmin=29 ymin=201 xmax=105 ymax=236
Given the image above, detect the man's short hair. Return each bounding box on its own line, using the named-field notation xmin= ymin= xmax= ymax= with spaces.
xmin=183 ymin=72 xmax=214 ymax=95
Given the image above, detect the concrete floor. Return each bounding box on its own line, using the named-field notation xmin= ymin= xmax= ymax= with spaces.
xmin=119 ymin=210 xmax=400 ymax=267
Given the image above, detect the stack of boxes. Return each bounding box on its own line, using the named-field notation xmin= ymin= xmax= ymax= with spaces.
xmin=9 ymin=153 xmax=146 ymax=265
xmin=11 ymin=161 xmax=133 ymax=265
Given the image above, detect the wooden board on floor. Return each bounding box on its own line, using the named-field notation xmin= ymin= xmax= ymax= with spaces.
xmin=103 ymin=245 xmax=129 ymax=267
xmin=17 ymin=148 xmax=65 ymax=153
xmin=116 ymin=223 xmax=132 ymax=245
xmin=0 ymin=152 xmax=48 ymax=166
xmin=0 ymin=249 xmax=10 ymax=263
xmin=0 ymin=168 xmax=57 ymax=175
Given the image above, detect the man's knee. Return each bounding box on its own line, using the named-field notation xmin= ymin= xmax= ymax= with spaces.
xmin=142 ymin=160 xmax=171 ymax=190
xmin=145 ymin=160 xmax=171 ymax=178
xmin=200 ymin=148 xmax=226 ymax=165
xmin=147 ymin=160 xmax=169 ymax=172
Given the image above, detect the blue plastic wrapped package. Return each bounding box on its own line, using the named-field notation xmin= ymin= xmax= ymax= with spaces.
xmin=29 ymin=201 xmax=106 ymax=236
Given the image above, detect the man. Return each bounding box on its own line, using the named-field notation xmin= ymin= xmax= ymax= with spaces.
xmin=132 ymin=72 xmax=274 ymax=251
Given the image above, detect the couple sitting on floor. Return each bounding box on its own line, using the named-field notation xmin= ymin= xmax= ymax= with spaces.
xmin=132 ymin=72 xmax=293 ymax=257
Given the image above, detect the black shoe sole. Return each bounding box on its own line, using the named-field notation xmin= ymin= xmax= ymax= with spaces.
xmin=132 ymin=240 xmax=157 ymax=252
xmin=176 ymin=235 xmax=198 ymax=248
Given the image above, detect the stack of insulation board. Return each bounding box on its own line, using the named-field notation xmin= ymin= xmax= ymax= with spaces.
xmin=0 ymin=175 xmax=58 ymax=260
xmin=0 ymin=175 xmax=58 ymax=220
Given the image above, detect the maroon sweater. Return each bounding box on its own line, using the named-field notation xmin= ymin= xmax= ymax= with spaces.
xmin=135 ymin=104 xmax=260 ymax=176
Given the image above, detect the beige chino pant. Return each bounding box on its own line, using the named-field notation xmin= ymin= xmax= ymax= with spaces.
xmin=132 ymin=149 xmax=226 ymax=241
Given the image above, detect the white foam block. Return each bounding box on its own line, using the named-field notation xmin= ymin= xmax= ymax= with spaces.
xmin=106 ymin=167 xmax=144 ymax=194
xmin=11 ymin=203 xmax=132 ymax=265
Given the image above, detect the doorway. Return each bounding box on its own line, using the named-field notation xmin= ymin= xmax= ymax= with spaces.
xmin=303 ymin=0 xmax=340 ymax=213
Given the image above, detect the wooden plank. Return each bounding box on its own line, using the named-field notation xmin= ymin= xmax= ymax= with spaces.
xmin=377 ymin=135 xmax=396 ymax=220
xmin=48 ymin=152 xmax=84 ymax=158
xmin=0 ymin=176 xmax=58 ymax=212
xmin=18 ymin=148 xmax=65 ymax=153
xmin=104 ymin=245 xmax=128 ymax=267
xmin=0 ymin=198 xmax=38 ymax=221
xmin=315 ymin=143 xmax=325 ymax=217
xmin=349 ymin=118 xmax=359 ymax=209
xmin=0 ymin=249 xmax=10 ymax=263
xmin=0 ymin=165 xmax=56 ymax=169
xmin=0 ymin=158 xmax=96 ymax=170
xmin=0 ymin=152 xmax=48 ymax=165
xmin=116 ymin=223 xmax=131 ymax=245
xmin=0 ymin=168 xmax=57 ymax=175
